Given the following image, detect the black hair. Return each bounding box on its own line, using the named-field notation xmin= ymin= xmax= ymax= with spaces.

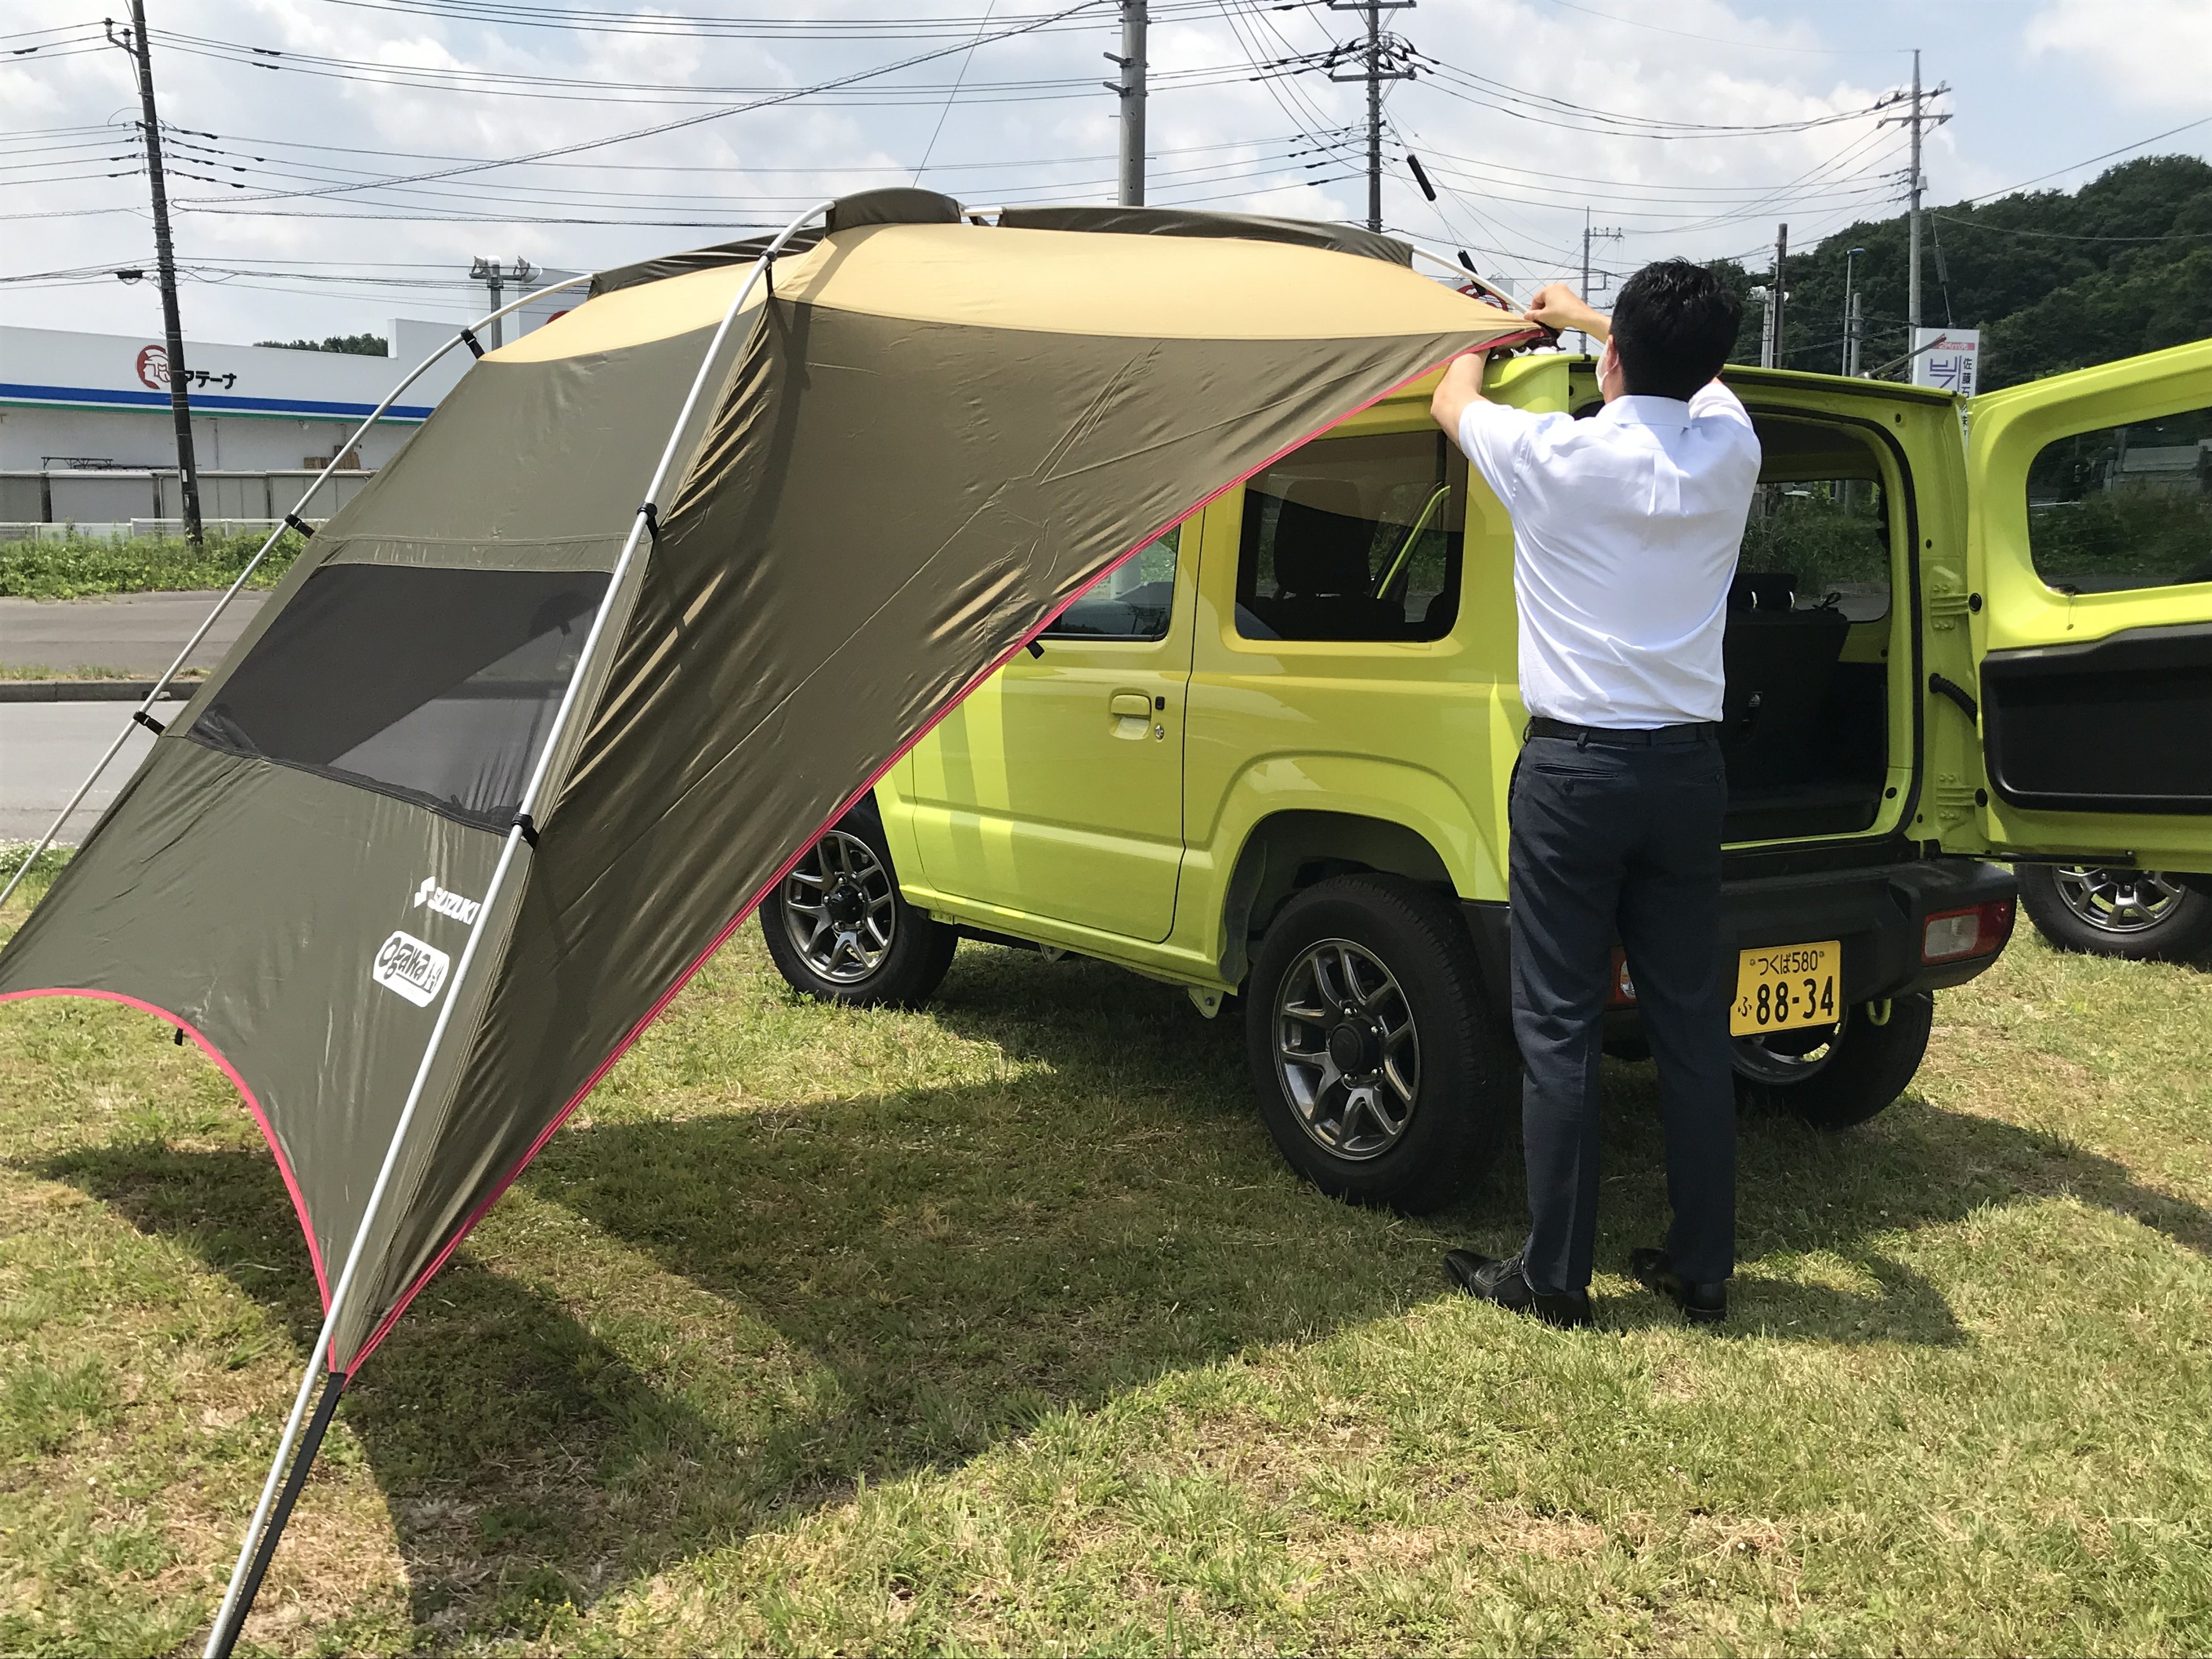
xmin=1610 ymin=259 xmax=1743 ymax=400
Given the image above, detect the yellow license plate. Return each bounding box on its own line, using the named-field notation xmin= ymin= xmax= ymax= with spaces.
xmin=1730 ymin=940 xmax=1840 ymax=1037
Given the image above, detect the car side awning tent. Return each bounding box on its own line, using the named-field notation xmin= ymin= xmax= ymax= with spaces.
xmin=0 ymin=188 xmax=1533 ymax=1646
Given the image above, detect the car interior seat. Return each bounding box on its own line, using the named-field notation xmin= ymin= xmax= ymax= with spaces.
xmin=1720 ymin=572 xmax=1852 ymax=789
xmin=1257 ymin=478 xmax=1404 ymax=640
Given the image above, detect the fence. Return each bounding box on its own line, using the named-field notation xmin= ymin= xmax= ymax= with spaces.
xmin=0 ymin=469 xmax=372 ymax=538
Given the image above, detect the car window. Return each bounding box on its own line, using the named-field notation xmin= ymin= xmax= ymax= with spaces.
xmin=1737 ymin=418 xmax=1893 ymax=622
xmin=1042 ymin=527 xmax=1178 ymax=641
xmin=2025 ymin=405 xmax=2212 ymax=595
xmin=1234 ymin=431 xmax=1465 ymax=642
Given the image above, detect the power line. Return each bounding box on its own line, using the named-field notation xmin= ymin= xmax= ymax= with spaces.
xmin=166 ymin=0 xmax=1115 ymax=207
xmin=306 ymin=0 xmax=1272 ymax=39
xmin=1960 ymin=113 xmax=2212 ymax=204
xmin=1929 ymin=211 xmax=2212 ymax=242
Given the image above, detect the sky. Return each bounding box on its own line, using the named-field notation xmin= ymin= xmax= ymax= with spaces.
xmin=3 ymin=0 xmax=2209 ymax=347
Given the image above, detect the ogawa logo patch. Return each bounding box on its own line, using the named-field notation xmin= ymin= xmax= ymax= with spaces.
xmin=371 ymin=930 xmax=450 ymax=1007
xmin=411 ymin=877 xmax=482 ymax=926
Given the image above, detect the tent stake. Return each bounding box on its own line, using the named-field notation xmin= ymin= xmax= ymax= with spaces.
xmin=0 ymin=274 xmax=592 ymax=916
xmin=198 ymin=200 xmax=834 ymax=1658
xmin=207 ymin=1370 xmax=346 ymax=1659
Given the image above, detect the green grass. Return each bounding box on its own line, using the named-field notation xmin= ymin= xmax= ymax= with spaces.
xmin=0 ymin=531 xmax=305 ymax=601
xmin=3 ymin=861 xmax=2211 ymax=1655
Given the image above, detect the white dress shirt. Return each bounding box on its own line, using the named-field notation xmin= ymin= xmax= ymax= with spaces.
xmin=1454 ymin=381 xmax=1761 ymax=729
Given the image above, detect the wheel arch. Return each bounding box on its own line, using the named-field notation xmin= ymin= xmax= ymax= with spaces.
xmin=1214 ymin=803 xmax=1482 ymax=989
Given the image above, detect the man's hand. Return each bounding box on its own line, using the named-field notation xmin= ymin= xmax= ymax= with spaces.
xmin=1525 ymin=283 xmax=1608 ymax=342
xmin=1430 ymin=349 xmax=1489 ymax=441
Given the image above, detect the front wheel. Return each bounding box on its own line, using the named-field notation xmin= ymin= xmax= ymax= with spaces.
xmin=1730 ymin=990 xmax=1933 ymax=1130
xmin=2017 ymin=863 xmax=2212 ymax=962
xmin=1244 ymin=874 xmax=1513 ymax=1212
xmin=760 ymin=807 xmax=956 ymax=1008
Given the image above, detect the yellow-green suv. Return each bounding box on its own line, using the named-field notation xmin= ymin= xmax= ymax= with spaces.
xmin=764 ymin=339 xmax=2212 ymax=1210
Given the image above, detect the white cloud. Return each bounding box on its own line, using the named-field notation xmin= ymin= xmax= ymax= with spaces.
xmin=2025 ymin=0 xmax=2212 ymax=108
xmin=0 ymin=0 xmax=2153 ymax=342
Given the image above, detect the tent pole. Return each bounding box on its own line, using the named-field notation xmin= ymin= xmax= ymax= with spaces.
xmin=0 ymin=275 xmax=594 ymax=915
xmin=198 ymin=204 xmax=833 ymax=1658
xmin=205 ymin=1369 xmax=347 ymax=1659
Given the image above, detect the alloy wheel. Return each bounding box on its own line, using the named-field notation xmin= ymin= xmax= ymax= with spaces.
xmin=2051 ymin=865 xmax=2188 ymax=935
xmin=1733 ymin=1007 xmax=1848 ymax=1084
xmin=778 ymin=829 xmax=897 ymax=983
xmin=1273 ymin=938 xmax=1420 ymax=1161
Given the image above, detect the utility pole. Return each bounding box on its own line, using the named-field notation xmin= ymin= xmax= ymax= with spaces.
xmin=1840 ymin=245 xmax=1866 ymax=376
xmin=1365 ymin=2 xmax=1382 ymax=232
xmin=1908 ymin=50 xmax=1922 ymax=335
xmin=469 ymin=258 xmax=535 ymax=347
xmin=1106 ymin=0 xmax=1146 ymax=205
xmin=1578 ymin=211 xmax=1623 ymax=354
xmin=1765 ymin=222 xmax=1788 ymax=369
xmin=1327 ymin=0 xmax=1414 ymax=234
xmin=121 ymin=1 xmax=202 ymax=545
xmin=1880 ymin=49 xmax=1949 ymax=337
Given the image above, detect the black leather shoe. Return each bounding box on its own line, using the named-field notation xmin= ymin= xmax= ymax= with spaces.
xmin=1443 ymin=1250 xmax=1593 ymax=1329
xmin=1630 ymin=1248 xmax=1726 ymax=1325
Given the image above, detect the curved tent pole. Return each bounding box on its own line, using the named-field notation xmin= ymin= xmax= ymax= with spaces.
xmin=202 ymin=201 xmax=836 ymax=1659
xmin=0 ymin=274 xmax=594 ymax=915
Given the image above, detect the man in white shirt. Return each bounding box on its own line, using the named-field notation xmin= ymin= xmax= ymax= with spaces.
xmin=1429 ymin=262 xmax=1758 ymax=1328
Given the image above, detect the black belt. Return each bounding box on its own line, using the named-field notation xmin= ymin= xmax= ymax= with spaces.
xmin=1526 ymin=716 xmax=1719 ymax=747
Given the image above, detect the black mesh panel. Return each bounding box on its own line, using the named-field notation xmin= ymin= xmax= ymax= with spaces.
xmin=191 ymin=565 xmax=610 ymax=828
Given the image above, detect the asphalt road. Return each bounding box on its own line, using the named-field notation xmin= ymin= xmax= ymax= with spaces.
xmin=0 ymin=590 xmax=266 ymax=675
xmin=0 ymin=701 xmax=170 ymax=843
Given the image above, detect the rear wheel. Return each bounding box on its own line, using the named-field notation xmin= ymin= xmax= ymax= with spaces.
xmin=760 ymin=807 xmax=956 ymax=1008
xmin=2017 ymin=863 xmax=2212 ymax=962
xmin=1730 ymin=990 xmax=1933 ymax=1130
xmin=1245 ymin=874 xmax=1511 ymax=1212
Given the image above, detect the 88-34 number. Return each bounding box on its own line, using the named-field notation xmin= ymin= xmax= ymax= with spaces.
xmin=1754 ymin=974 xmax=1836 ymax=1026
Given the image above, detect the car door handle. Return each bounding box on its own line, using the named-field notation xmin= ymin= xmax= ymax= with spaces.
xmin=1108 ymin=691 xmax=1152 ymax=719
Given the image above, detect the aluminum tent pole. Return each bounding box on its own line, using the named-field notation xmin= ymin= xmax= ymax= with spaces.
xmin=202 ymin=202 xmax=834 ymax=1659
xmin=0 ymin=275 xmax=594 ymax=916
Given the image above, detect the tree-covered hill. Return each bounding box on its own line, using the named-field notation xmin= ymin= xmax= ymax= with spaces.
xmin=1716 ymin=154 xmax=2212 ymax=388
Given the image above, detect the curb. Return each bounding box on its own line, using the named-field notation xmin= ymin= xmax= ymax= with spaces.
xmin=0 ymin=680 xmax=199 ymax=704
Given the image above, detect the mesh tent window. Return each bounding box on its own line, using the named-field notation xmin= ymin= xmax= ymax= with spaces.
xmin=190 ymin=565 xmax=611 ymax=829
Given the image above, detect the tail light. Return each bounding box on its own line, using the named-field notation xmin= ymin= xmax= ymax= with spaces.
xmin=1607 ymin=946 xmax=1638 ymax=1007
xmin=1922 ymin=899 xmax=2015 ymax=963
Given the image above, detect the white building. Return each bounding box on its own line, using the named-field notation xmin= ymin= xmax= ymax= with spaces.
xmin=1 ymin=277 xmax=578 ymax=531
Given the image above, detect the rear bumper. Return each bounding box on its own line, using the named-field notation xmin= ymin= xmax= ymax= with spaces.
xmin=1458 ymin=854 xmax=2018 ymax=1028
xmin=1718 ymin=855 xmax=2017 ymax=999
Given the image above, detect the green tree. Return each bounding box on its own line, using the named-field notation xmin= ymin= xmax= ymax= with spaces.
xmin=256 ymin=333 xmax=390 ymax=356
xmin=1708 ymin=155 xmax=2212 ymax=387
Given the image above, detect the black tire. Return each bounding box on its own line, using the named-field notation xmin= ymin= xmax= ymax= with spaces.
xmin=1731 ymin=990 xmax=1933 ymax=1130
xmin=760 ymin=803 xmax=956 ymax=1008
xmin=2016 ymin=863 xmax=2212 ymax=963
xmin=1244 ymin=874 xmax=1513 ymax=1212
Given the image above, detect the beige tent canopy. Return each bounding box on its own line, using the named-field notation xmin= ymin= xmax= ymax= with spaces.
xmin=0 ymin=189 xmax=1535 ymax=1651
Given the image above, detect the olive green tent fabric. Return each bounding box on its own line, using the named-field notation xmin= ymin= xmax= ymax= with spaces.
xmin=0 ymin=200 xmax=1535 ymax=1374
xmin=997 ymin=204 xmax=1413 ymax=265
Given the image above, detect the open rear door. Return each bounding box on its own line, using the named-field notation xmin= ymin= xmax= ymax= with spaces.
xmin=1956 ymin=337 xmax=2212 ymax=873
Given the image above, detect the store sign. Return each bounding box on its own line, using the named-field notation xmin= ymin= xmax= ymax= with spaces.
xmin=134 ymin=344 xmax=239 ymax=394
xmin=1909 ymin=328 xmax=1980 ymax=398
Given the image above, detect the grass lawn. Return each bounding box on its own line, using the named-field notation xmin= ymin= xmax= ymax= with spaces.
xmin=0 ymin=532 xmax=304 ymax=601
xmin=2 ymin=862 xmax=2209 ymax=1655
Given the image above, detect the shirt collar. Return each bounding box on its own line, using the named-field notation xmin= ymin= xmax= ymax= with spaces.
xmin=1595 ymin=393 xmax=1692 ymax=432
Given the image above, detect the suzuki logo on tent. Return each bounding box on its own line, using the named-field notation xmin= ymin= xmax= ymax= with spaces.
xmin=411 ymin=877 xmax=482 ymax=926
xmin=372 ymin=931 xmax=451 ymax=1007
